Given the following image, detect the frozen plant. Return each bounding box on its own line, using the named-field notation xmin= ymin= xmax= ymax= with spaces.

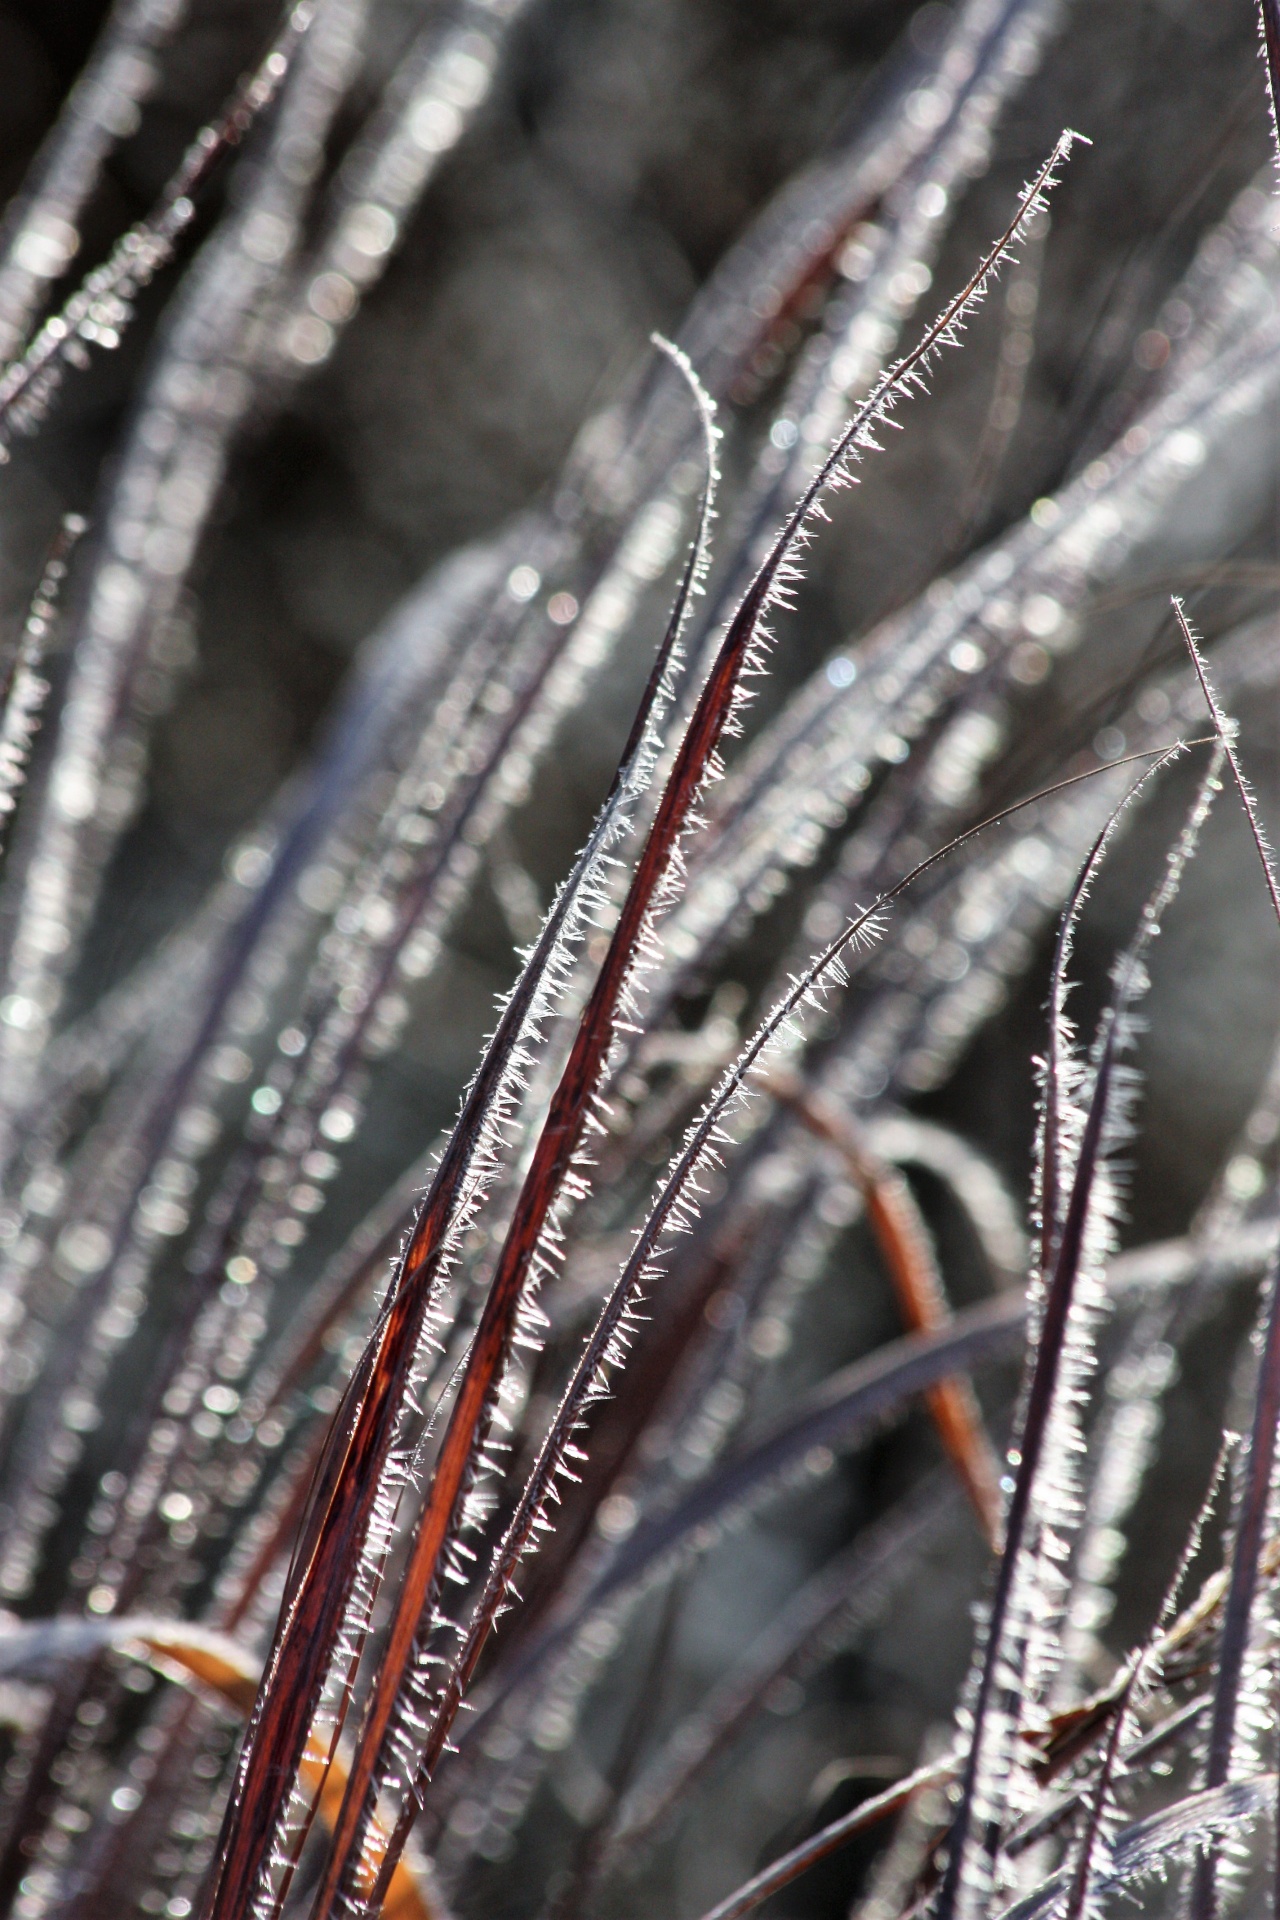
xmin=0 ymin=5 xmax=1276 ymax=1920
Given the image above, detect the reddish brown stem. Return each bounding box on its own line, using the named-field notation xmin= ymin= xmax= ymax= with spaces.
xmin=769 ymin=1071 xmax=1003 ymax=1550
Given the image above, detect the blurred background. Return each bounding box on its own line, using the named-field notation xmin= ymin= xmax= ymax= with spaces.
xmin=0 ymin=2 xmax=1279 ymax=1915
xmin=0 ymin=0 xmax=1273 ymax=1195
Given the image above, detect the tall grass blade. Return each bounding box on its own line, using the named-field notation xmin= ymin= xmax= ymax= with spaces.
xmin=201 ymin=350 xmax=720 ymax=1920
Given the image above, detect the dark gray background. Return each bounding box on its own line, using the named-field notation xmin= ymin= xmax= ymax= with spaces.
xmin=0 ymin=4 xmax=1278 ymax=1914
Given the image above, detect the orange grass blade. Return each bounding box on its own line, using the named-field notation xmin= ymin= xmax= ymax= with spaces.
xmin=768 ymin=1071 xmax=1003 ymax=1548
